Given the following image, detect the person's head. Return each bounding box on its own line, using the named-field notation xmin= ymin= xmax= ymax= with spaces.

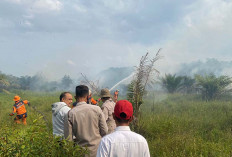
xmin=113 ymin=100 xmax=133 ymax=126
xmin=100 ymin=88 xmax=111 ymax=102
xmin=13 ymin=95 xmax=21 ymax=102
xmin=60 ymin=92 xmax=73 ymax=107
xmin=75 ymin=85 xmax=89 ymax=102
xmin=89 ymin=90 xmax=92 ymax=96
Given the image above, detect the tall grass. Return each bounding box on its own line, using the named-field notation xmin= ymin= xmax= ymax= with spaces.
xmin=140 ymin=94 xmax=232 ymax=156
xmin=0 ymin=91 xmax=87 ymax=157
xmin=1 ymin=92 xmax=232 ymax=156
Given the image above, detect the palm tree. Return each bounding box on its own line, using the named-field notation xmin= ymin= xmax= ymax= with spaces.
xmin=127 ymin=50 xmax=161 ymax=131
xmin=161 ymin=74 xmax=182 ymax=93
xmin=179 ymin=76 xmax=195 ymax=94
xmin=195 ymin=74 xmax=232 ymax=101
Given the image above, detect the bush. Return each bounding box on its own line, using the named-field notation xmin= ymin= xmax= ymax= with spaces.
xmin=0 ymin=117 xmax=88 ymax=157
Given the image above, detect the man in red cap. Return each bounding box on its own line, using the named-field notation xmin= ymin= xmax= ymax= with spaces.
xmin=97 ymin=100 xmax=150 ymax=157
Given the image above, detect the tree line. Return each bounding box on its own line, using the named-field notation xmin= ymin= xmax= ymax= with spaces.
xmin=0 ymin=71 xmax=73 ymax=92
xmin=1 ymin=70 xmax=232 ymax=101
xmin=161 ymin=73 xmax=232 ymax=101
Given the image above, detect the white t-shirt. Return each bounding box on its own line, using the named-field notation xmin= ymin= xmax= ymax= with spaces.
xmin=97 ymin=126 xmax=150 ymax=157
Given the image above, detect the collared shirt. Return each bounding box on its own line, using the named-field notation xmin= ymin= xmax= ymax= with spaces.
xmin=97 ymin=126 xmax=150 ymax=157
xmin=64 ymin=101 xmax=108 ymax=157
xmin=101 ymin=99 xmax=116 ymax=134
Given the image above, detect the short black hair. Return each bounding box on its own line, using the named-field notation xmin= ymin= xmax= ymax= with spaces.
xmin=59 ymin=92 xmax=71 ymax=101
xmin=75 ymin=85 xmax=89 ymax=98
xmin=115 ymin=113 xmax=130 ymax=123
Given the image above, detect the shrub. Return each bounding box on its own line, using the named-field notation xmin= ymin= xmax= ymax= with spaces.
xmin=0 ymin=117 xmax=88 ymax=157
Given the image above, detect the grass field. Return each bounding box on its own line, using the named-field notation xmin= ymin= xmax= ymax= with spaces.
xmin=1 ymin=91 xmax=232 ymax=156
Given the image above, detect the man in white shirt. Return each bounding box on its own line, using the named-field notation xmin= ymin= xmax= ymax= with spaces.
xmin=52 ymin=92 xmax=72 ymax=137
xmin=97 ymin=100 xmax=150 ymax=157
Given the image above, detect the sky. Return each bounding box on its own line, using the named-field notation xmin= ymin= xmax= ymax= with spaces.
xmin=0 ymin=0 xmax=231 ymax=80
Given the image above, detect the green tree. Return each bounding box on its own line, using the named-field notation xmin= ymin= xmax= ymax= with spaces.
xmin=19 ymin=76 xmax=32 ymax=90
xmin=195 ymin=74 xmax=232 ymax=101
xmin=61 ymin=75 xmax=73 ymax=90
xmin=6 ymin=75 xmax=20 ymax=90
xmin=179 ymin=76 xmax=195 ymax=94
xmin=0 ymin=74 xmax=10 ymax=92
xmin=161 ymin=74 xmax=182 ymax=93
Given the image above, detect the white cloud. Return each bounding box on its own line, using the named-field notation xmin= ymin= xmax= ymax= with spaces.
xmin=23 ymin=14 xmax=34 ymax=19
xmin=0 ymin=18 xmax=14 ymax=28
xmin=67 ymin=60 xmax=76 ymax=66
xmin=5 ymin=0 xmax=63 ymax=13
xmin=5 ymin=0 xmax=22 ymax=4
xmin=32 ymin=0 xmax=63 ymax=13
xmin=102 ymin=0 xmax=135 ymax=12
xmin=159 ymin=0 xmax=232 ymax=68
xmin=184 ymin=16 xmax=193 ymax=28
xmin=185 ymin=0 xmax=232 ymax=31
xmin=1 ymin=0 xmax=232 ymax=79
xmin=21 ymin=20 xmax=32 ymax=27
xmin=73 ymin=4 xmax=87 ymax=13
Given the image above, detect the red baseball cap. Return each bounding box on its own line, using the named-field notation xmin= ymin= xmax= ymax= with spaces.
xmin=114 ymin=100 xmax=133 ymax=120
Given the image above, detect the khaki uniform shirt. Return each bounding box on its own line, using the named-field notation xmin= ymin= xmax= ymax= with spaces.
xmin=101 ymin=99 xmax=116 ymax=134
xmin=64 ymin=101 xmax=108 ymax=157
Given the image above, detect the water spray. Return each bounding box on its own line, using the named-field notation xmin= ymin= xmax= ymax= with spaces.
xmin=109 ymin=72 xmax=135 ymax=91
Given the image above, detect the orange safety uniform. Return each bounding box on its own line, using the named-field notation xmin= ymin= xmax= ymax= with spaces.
xmin=88 ymin=96 xmax=97 ymax=105
xmin=114 ymin=90 xmax=119 ymax=103
xmin=10 ymin=100 xmax=29 ymax=125
xmin=73 ymin=98 xmax=98 ymax=107
xmin=91 ymin=97 xmax=97 ymax=105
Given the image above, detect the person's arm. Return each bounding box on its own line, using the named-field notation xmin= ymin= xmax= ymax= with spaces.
xmin=98 ymin=108 xmax=108 ymax=136
xmin=101 ymin=105 xmax=109 ymax=121
xmin=64 ymin=111 xmax=73 ymax=141
xmin=9 ymin=106 xmax=16 ymax=116
xmin=23 ymin=100 xmax=30 ymax=106
xmin=97 ymin=139 xmax=109 ymax=157
xmin=144 ymin=140 xmax=150 ymax=157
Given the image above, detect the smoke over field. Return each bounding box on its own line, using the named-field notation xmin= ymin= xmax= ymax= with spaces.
xmin=1 ymin=0 xmax=232 ymax=156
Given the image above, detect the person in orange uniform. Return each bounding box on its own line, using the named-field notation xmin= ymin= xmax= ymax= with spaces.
xmin=73 ymin=90 xmax=98 ymax=107
xmin=114 ymin=90 xmax=119 ymax=103
xmin=9 ymin=95 xmax=30 ymax=125
xmin=88 ymin=90 xmax=98 ymax=105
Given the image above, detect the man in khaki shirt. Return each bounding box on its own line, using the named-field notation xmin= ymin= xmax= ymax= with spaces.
xmin=64 ymin=85 xmax=108 ymax=157
xmin=100 ymin=88 xmax=116 ymax=134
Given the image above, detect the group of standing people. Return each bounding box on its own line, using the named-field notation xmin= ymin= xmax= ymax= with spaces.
xmin=51 ymin=85 xmax=150 ymax=157
xmin=8 ymin=85 xmax=149 ymax=156
xmin=52 ymin=85 xmax=150 ymax=157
